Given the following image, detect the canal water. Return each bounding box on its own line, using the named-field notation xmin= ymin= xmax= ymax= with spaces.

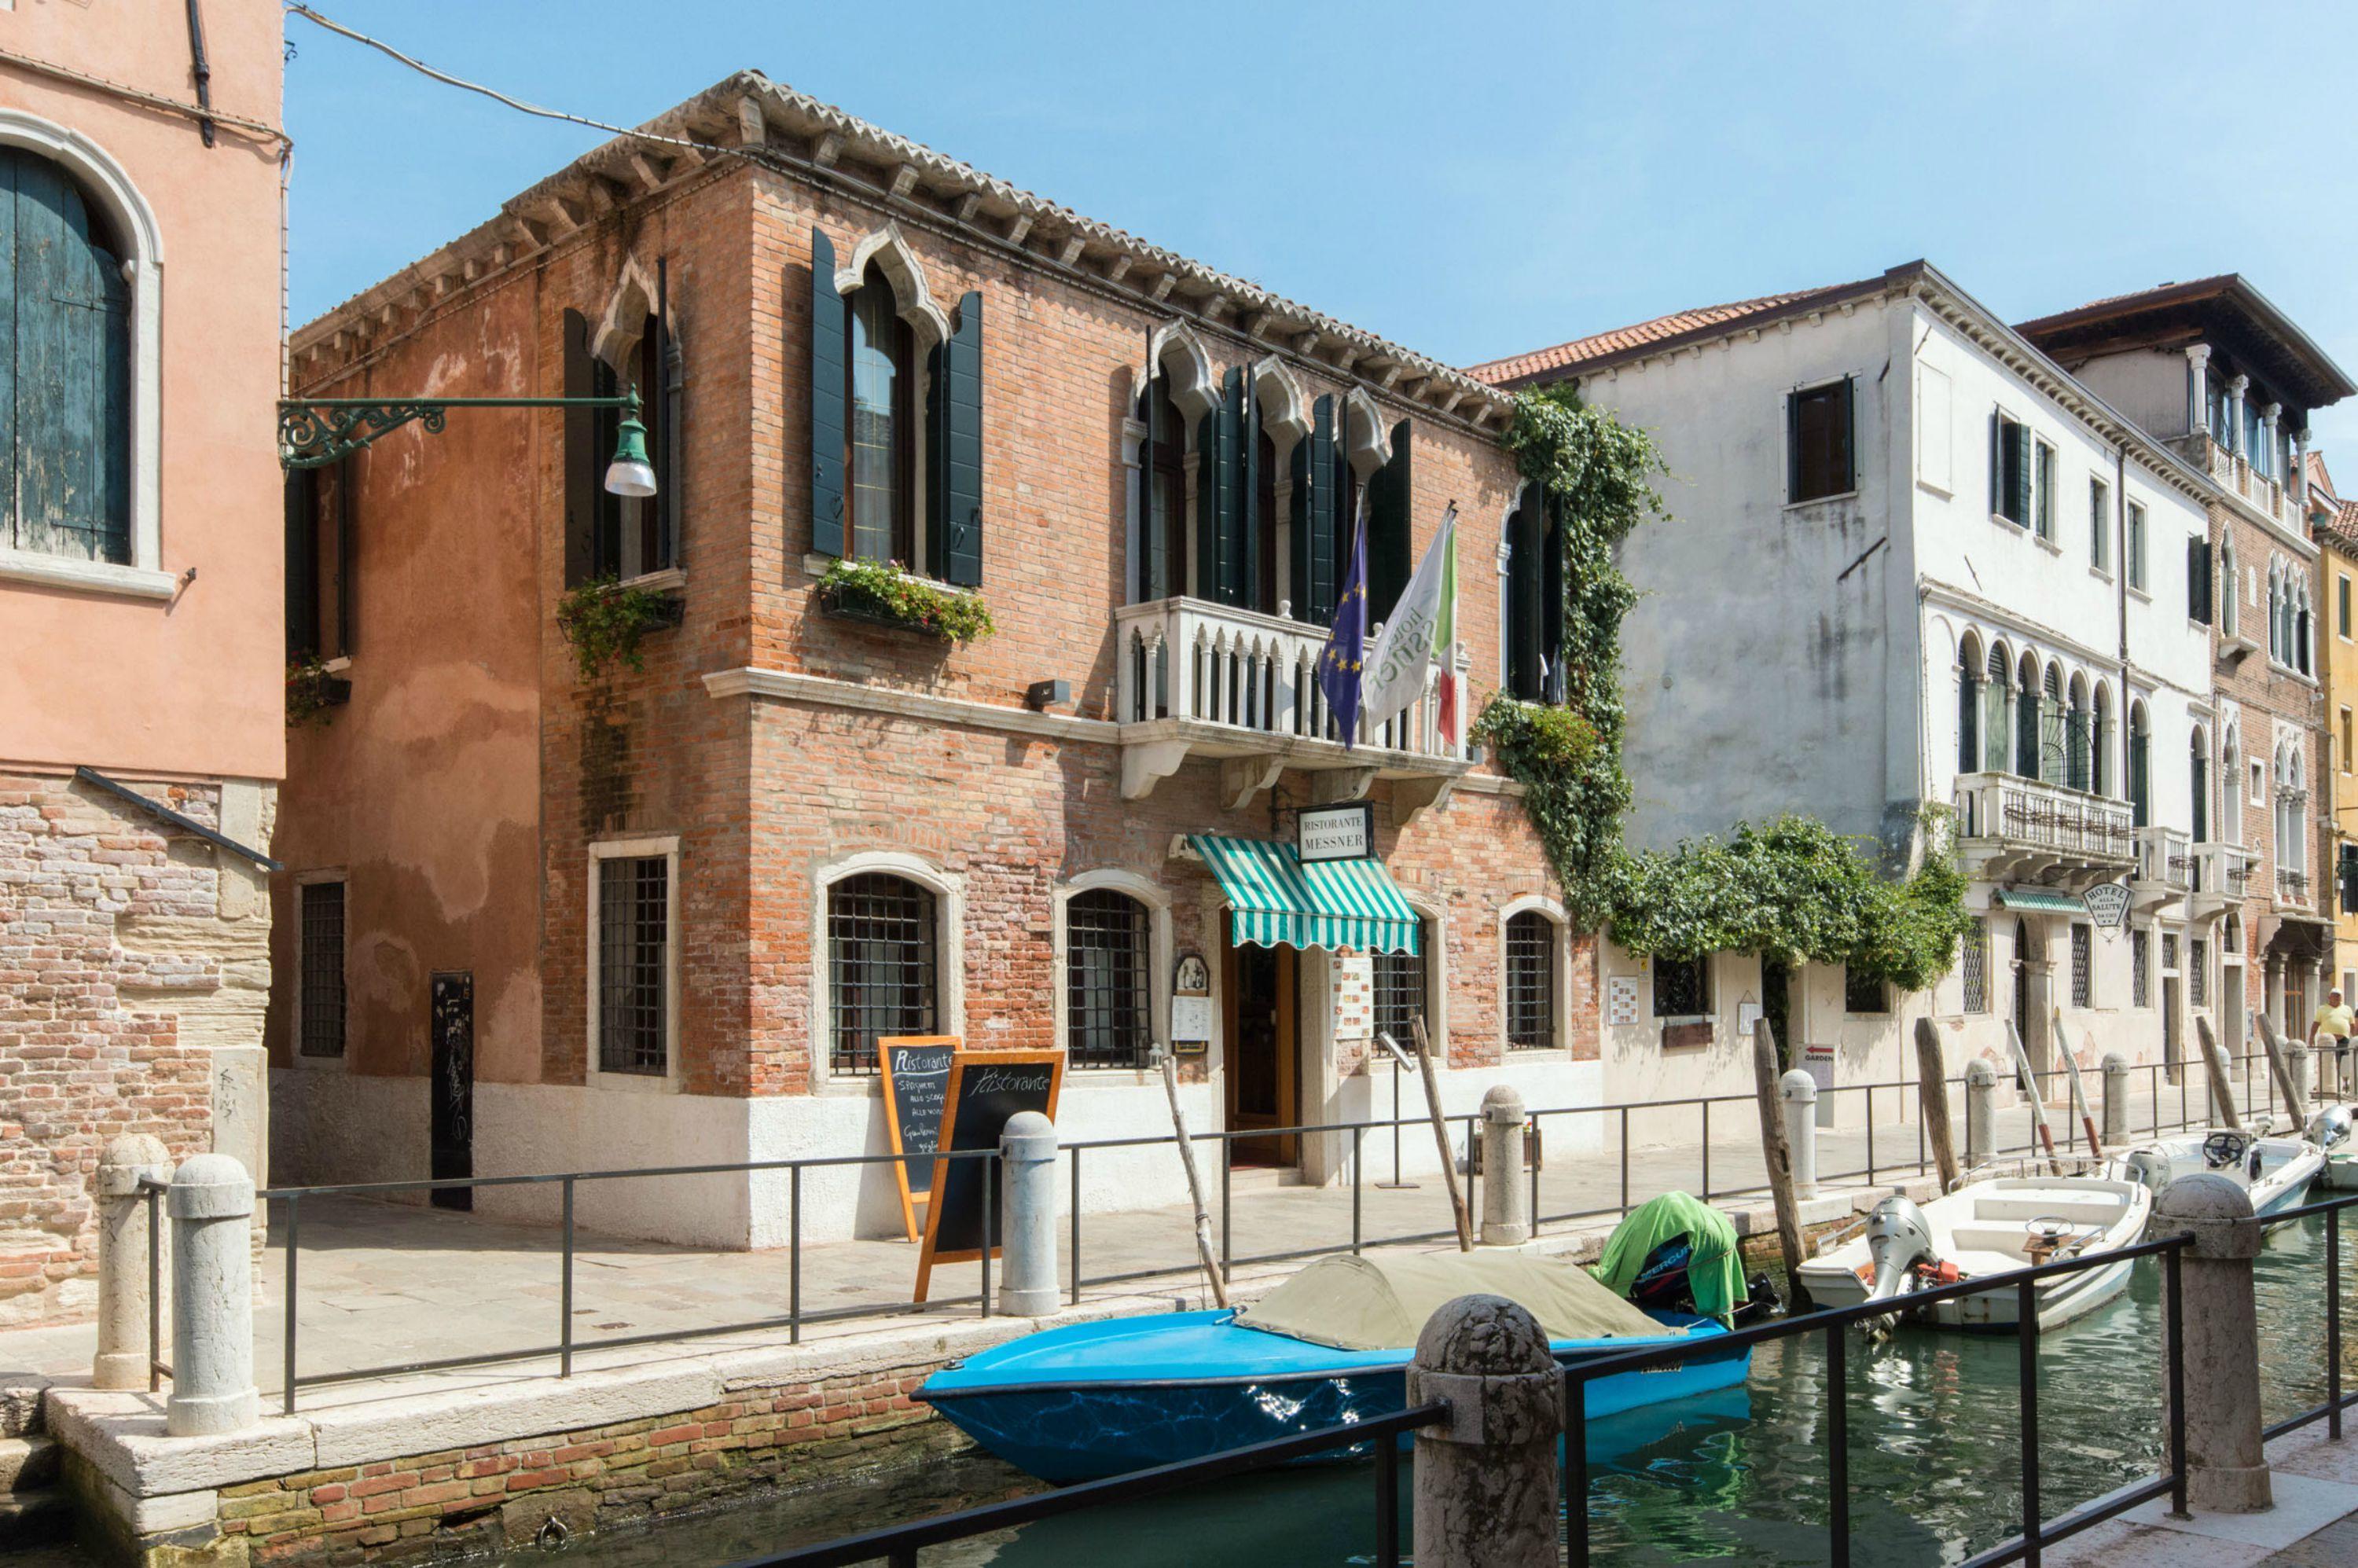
xmin=505 ymin=1213 xmax=2355 ymax=1568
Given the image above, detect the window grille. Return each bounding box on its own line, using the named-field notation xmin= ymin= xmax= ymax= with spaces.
xmin=2132 ymin=929 xmax=2151 ymax=1008
xmin=1843 ymin=968 xmax=1887 ymax=1015
xmin=597 ymin=855 xmax=669 ymax=1075
xmin=829 ymin=873 xmax=938 ymax=1074
xmin=2162 ymin=933 xmax=2180 ymax=971
xmin=2070 ymin=924 xmax=2092 ymax=1009
xmin=1066 ymin=890 xmax=1151 ymax=1069
xmin=1651 ymin=952 xmax=1709 ymax=1019
xmin=1372 ymin=925 xmax=1430 ymax=1049
xmin=1505 ymin=913 xmax=1557 ymax=1048
xmin=2191 ymin=939 xmax=2209 ymax=1008
xmin=299 ymin=881 xmax=346 ymax=1058
xmin=1962 ymin=922 xmax=1989 ymax=1014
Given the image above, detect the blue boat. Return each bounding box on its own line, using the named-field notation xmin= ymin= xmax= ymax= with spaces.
xmin=918 ymin=1250 xmax=1750 ymax=1483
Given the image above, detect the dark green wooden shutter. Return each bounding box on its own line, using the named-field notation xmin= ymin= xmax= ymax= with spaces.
xmin=1239 ymin=376 xmax=1260 ymax=614
xmin=285 ymin=468 xmax=317 ymax=659
xmin=1368 ymin=420 xmax=1412 ymax=622
xmin=2007 ymin=423 xmax=2032 ymax=524
xmin=1541 ymin=498 xmax=1566 ymax=702
xmin=926 ymin=290 xmax=982 ymax=586
xmin=808 ymin=228 xmax=847 ymax=558
xmin=1295 ymin=395 xmax=1337 ymax=625
xmin=1989 ymin=411 xmax=2003 ymax=520
xmin=1211 ymin=368 xmax=1243 ymax=604
xmin=0 ymin=152 xmax=15 ymax=553
xmin=1834 ymin=377 xmax=1857 ymax=493
xmin=1787 ymin=390 xmax=1803 ymax=505
xmin=561 ymin=309 xmax=597 ymax=586
xmin=1196 ymin=408 xmax=1218 ymax=601
xmin=1507 ymin=497 xmax=1542 ymax=700
xmin=10 ymin=148 xmax=130 ymax=564
xmin=2187 ymin=537 xmax=2206 ymax=623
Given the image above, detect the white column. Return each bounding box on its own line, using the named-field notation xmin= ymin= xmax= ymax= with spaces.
xmin=2186 ymin=343 xmax=2212 ymax=435
xmin=93 ymin=1134 xmax=173 ymax=1390
xmin=2228 ymin=374 xmax=2250 ymax=457
xmin=2294 ymin=426 xmax=2312 ymax=502
xmin=2261 ymin=403 xmax=2281 ymax=482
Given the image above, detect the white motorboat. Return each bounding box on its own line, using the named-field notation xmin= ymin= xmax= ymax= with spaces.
xmin=2306 ymin=1105 xmax=2358 ymax=1191
xmin=2103 ymin=1129 xmax=2324 ymax=1217
xmin=1795 ymin=1176 xmax=2153 ymax=1331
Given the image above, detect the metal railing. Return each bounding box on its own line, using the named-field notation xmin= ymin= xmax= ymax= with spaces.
xmin=733 ymin=1399 xmax=1441 ymax=1568
xmin=2261 ymin=1189 xmax=2358 ymax=1444
xmin=1564 ymin=1236 xmax=2192 ymax=1568
xmin=138 ymin=1045 xmax=2316 ymax=1412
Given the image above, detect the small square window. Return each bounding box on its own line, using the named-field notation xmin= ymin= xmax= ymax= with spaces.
xmin=595 ymin=854 xmax=670 ymax=1076
xmin=1787 ymin=379 xmax=1855 ymax=504
xmin=1652 ymin=953 xmax=1710 ymax=1019
xmin=1843 ymin=968 xmax=1887 ymax=1015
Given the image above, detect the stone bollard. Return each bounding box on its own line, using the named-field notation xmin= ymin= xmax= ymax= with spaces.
xmin=996 ymin=1112 xmax=1059 ymax=1317
xmin=1964 ymin=1059 xmax=1997 ymax=1171
xmin=2154 ymin=1173 xmax=2269 ymax=1513
xmin=1407 ymin=1294 xmax=1562 ymax=1567
xmin=1779 ymin=1070 xmax=1818 ymax=1199
xmin=1478 ymin=1085 xmax=1530 ymax=1247
xmin=167 ymin=1155 xmax=258 ymax=1437
xmin=94 ymin=1134 xmax=174 ymax=1390
xmin=2101 ymin=1054 xmax=2129 ymax=1147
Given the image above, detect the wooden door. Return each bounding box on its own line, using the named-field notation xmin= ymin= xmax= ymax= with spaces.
xmin=1223 ymin=928 xmax=1297 ymax=1166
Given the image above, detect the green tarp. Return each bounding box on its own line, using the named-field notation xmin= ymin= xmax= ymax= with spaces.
xmin=1233 ymin=1250 xmax=1670 ymax=1352
xmin=1591 ymin=1192 xmax=1746 ymax=1325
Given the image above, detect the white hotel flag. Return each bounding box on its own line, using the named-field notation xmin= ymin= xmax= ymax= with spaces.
xmin=1361 ymin=504 xmax=1459 ymax=740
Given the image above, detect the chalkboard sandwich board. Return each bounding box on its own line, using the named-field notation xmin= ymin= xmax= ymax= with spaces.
xmin=913 ymin=1048 xmax=1065 ymax=1303
xmin=880 ymin=1036 xmax=960 ymax=1243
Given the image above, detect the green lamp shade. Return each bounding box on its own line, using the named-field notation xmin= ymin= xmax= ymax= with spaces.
xmin=604 ymin=409 xmax=657 ymax=498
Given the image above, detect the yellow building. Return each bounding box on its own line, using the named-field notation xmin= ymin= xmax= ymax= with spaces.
xmin=2311 ymin=454 xmax=2358 ymax=1001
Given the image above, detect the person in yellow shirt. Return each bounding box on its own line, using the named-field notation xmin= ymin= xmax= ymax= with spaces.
xmin=2312 ymin=989 xmax=2355 ymax=1093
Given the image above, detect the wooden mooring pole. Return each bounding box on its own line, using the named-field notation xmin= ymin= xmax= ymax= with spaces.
xmin=1412 ymin=1019 xmax=1474 ymax=1252
xmin=2052 ymin=1008 xmax=2105 ymax=1161
xmin=2255 ymin=1012 xmax=2307 ymax=1130
xmin=1750 ymin=1018 xmax=1812 ymax=1312
xmin=1161 ymin=1054 xmax=1229 ymax=1308
xmin=2195 ymin=1012 xmax=2242 ymax=1131
xmin=1912 ymin=1017 xmax=1960 ymax=1192
xmin=2004 ymin=1021 xmax=2064 ymax=1176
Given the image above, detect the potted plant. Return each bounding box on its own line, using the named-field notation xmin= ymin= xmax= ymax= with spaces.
xmin=817 ymin=558 xmax=994 ymax=643
xmin=556 ymin=575 xmax=686 ymax=681
xmin=285 ymin=654 xmax=351 ymax=728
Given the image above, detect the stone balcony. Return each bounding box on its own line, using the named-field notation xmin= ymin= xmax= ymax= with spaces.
xmin=2132 ymin=826 xmax=2190 ymax=909
xmin=2277 ymin=865 xmax=2315 ymax=914
xmin=2184 ymin=840 xmax=2255 ymax=920
xmin=1111 ymin=596 xmax=1470 ymax=813
xmin=1952 ymin=772 xmax=2136 ymax=885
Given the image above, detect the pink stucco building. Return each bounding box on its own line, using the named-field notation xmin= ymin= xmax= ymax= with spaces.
xmin=0 ymin=0 xmax=286 ymax=1325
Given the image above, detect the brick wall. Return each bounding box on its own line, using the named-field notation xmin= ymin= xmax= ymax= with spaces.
xmin=204 ymin=1361 xmax=962 ymax=1565
xmin=0 ymin=770 xmax=274 ymax=1325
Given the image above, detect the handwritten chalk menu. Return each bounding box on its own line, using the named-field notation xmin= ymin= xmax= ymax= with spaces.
xmin=913 ymin=1048 xmax=1064 ymax=1302
xmin=880 ymin=1037 xmax=960 ymax=1243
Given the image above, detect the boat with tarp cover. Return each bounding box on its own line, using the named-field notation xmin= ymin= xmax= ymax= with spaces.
xmin=916 ymin=1248 xmax=1748 ymax=1482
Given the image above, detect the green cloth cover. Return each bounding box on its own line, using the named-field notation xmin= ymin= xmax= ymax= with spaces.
xmin=1591 ymin=1192 xmax=1746 ymax=1325
xmin=1233 ymin=1250 xmax=1672 ymax=1352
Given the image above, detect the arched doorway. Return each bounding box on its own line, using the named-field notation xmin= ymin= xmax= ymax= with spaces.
xmin=2011 ymin=918 xmax=2033 ymax=1085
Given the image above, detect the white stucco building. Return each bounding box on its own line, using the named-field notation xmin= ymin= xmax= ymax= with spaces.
xmin=1474 ymin=261 xmax=2231 ymax=1115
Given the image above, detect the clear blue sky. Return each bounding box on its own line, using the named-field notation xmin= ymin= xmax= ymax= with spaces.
xmin=285 ymin=1 xmax=2358 ymax=457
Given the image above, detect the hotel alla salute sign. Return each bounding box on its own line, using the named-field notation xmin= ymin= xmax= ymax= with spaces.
xmin=1297 ymin=801 xmax=1376 ymax=863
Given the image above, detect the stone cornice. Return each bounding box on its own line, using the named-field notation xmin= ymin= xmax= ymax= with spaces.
xmin=290 ymin=71 xmax=1510 ymax=435
xmin=701 ymin=666 xmax=1115 ymax=744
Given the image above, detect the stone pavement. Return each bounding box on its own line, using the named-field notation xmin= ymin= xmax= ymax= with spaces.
xmin=2048 ymin=1424 xmax=2358 ymax=1566
xmin=0 ymin=1071 xmax=2217 ymax=1411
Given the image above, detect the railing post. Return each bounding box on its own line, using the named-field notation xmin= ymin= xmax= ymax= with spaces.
xmin=789 ymin=1163 xmax=803 ymax=1345
xmin=2100 ymin=1053 xmax=2128 ymax=1147
xmin=2018 ymin=1276 xmax=2041 ymax=1564
xmin=93 ymin=1134 xmax=172 ymax=1390
xmin=560 ymin=1177 xmax=575 ymax=1378
xmin=1406 ymin=1294 xmax=1563 ymax=1567
xmin=1070 ymin=1145 xmax=1082 ymax=1305
xmin=167 ymin=1155 xmax=258 ymax=1436
xmin=997 ymin=1113 xmax=1059 ymax=1317
xmin=1479 ymin=1085 xmax=1530 ymax=1246
xmin=2154 ymin=1173 xmax=2270 ymax=1511
xmin=1780 ymin=1071 xmax=1818 ymax=1199
xmin=1964 ymin=1059 xmax=1997 ymax=1171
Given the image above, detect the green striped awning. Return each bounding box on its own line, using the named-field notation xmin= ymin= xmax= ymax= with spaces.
xmin=1190 ymin=835 xmax=1421 ymax=955
xmin=1996 ymin=887 xmax=2088 ymax=914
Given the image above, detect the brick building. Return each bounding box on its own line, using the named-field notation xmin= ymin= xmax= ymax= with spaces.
xmin=2020 ymin=280 xmax=2352 ymax=1051
xmin=0 ymin=0 xmax=287 ymax=1324
xmin=265 ymin=72 xmax=1600 ymax=1246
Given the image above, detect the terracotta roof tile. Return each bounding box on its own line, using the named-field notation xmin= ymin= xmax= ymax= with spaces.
xmin=1466 ymin=278 xmax=1876 ymax=386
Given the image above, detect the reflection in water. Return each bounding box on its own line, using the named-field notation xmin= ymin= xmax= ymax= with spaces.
xmin=474 ymin=1216 xmax=2355 ymax=1567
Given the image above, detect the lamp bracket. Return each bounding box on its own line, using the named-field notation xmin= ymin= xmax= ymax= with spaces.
xmin=277 ymin=389 xmax=640 ymax=471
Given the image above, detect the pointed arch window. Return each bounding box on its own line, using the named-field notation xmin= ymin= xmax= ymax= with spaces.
xmin=2066 ymin=678 xmax=2091 ymax=792
xmin=2092 ymin=685 xmax=2114 ymax=797
xmin=2128 ymin=703 xmax=2151 ymax=828
xmin=2039 ymin=664 xmax=2065 ymax=784
xmin=2191 ymin=729 xmax=2209 ymax=844
xmin=1956 ymin=636 xmax=1982 ymax=776
xmin=847 ymin=263 xmax=916 ymax=564
xmin=1982 ymin=647 xmax=2011 ymax=775
xmin=2015 ymin=652 xmax=2043 ymax=778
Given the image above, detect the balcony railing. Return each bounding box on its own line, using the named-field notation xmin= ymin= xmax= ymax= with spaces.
xmin=1952 ymin=772 xmax=2136 ymax=871
xmin=2139 ymin=826 xmax=2192 ymax=890
xmin=2190 ymin=842 xmax=2256 ymax=899
xmin=2279 ymin=867 xmax=2312 ymax=907
xmin=1113 ymin=597 xmax=1466 ymax=763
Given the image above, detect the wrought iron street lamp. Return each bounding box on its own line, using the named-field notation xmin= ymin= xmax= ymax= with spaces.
xmin=277 ymin=387 xmax=656 ymax=498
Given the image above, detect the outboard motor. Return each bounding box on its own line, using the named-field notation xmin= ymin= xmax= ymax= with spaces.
xmin=1864 ymin=1192 xmax=1936 ymax=1305
xmin=2308 ymin=1104 xmax=2354 ymax=1154
xmin=2117 ymin=1148 xmax=2170 ymax=1193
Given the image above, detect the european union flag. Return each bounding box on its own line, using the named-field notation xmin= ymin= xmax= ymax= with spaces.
xmin=1318 ymin=503 xmax=1369 ymax=749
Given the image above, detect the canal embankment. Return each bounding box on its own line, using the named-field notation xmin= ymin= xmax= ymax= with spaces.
xmin=15 ymin=1170 xmax=1926 ymax=1566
